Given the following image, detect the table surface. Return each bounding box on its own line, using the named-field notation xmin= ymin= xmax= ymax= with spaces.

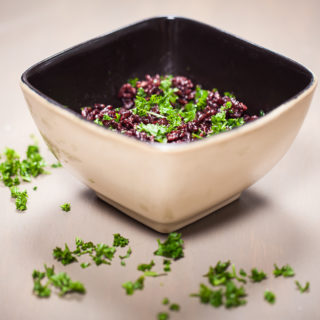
xmin=1 ymin=0 xmax=319 ymax=319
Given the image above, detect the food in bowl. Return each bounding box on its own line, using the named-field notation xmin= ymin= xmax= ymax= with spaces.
xmin=20 ymin=17 xmax=316 ymax=232
xmin=81 ymin=74 xmax=260 ymax=143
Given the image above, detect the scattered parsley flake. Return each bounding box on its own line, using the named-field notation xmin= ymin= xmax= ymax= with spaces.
xmin=295 ymin=281 xmax=310 ymax=293
xmin=239 ymin=269 xmax=247 ymax=277
xmin=32 ymin=265 xmax=85 ymax=298
xmin=60 ymin=203 xmax=71 ymax=212
xmin=113 ymin=233 xmax=129 ymax=247
xmin=51 ymin=162 xmax=62 ymax=168
xmin=154 ymin=233 xmax=184 ymax=260
xmin=33 ymin=186 xmax=37 ymax=191
xmin=53 ymin=244 xmax=77 ymax=265
xmin=122 ymin=276 xmax=145 ymax=295
xmin=10 ymin=186 xmax=28 ymax=211
xmin=224 ymin=91 xmax=236 ymax=99
xmin=119 ymin=247 xmax=132 ymax=266
xmin=80 ymin=262 xmax=91 ymax=269
xmin=163 ymin=259 xmax=171 ymax=272
xmin=162 ymin=297 xmax=169 ymax=305
xmin=259 ymin=110 xmax=265 ymax=116
xmin=91 ymin=243 xmax=116 ymax=266
xmin=191 ymin=284 xmax=223 ymax=307
xmin=137 ymin=260 xmax=155 ymax=272
xmin=157 ymin=312 xmax=169 ymax=320
xmin=169 ymin=303 xmax=180 ymax=311
xmin=273 ymin=264 xmax=295 ymax=277
xmin=249 ymin=268 xmax=267 ymax=282
xmin=264 ymin=291 xmax=276 ymax=304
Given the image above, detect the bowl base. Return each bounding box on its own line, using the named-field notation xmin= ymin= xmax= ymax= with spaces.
xmin=95 ymin=192 xmax=241 ymax=233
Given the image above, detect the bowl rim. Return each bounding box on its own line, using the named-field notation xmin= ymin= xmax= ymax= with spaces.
xmin=20 ymin=16 xmax=318 ymax=154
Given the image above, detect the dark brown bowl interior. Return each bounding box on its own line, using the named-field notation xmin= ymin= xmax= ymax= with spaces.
xmin=22 ymin=17 xmax=313 ymax=116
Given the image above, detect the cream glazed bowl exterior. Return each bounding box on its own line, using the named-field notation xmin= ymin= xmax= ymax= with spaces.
xmin=20 ymin=17 xmax=317 ymax=233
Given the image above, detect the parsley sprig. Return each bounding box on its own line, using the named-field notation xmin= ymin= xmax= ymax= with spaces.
xmin=154 ymin=233 xmax=184 ymax=260
xmin=273 ymin=264 xmax=295 ymax=277
xmin=32 ymin=265 xmax=85 ymax=298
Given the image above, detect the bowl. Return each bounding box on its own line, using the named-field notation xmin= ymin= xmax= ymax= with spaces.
xmin=20 ymin=17 xmax=316 ymax=233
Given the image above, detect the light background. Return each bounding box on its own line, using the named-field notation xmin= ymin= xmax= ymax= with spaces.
xmin=0 ymin=0 xmax=319 ymax=319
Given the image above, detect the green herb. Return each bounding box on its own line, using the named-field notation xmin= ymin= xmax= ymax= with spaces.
xmin=32 ymin=265 xmax=85 ymax=298
xmin=211 ymin=109 xmax=244 ymax=135
xmin=162 ymin=297 xmax=169 ymax=305
xmin=259 ymin=110 xmax=265 ymax=116
xmin=169 ymin=303 xmax=180 ymax=311
xmin=154 ymin=232 xmax=184 ymax=260
xmin=192 ymin=133 xmax=203 ymax=140
xmin=33 ymin=186 xmax=38 ymax=191
xmin=138 ymin=260 xmax=155 ymax=272
xmin=157 ymin=312 xmax=169 ymax=320
xmin=10 ymin=186 xmax=28 ymax=211
xmin=179 ymin=102 xmax=197 ymax=122
xmin=143 ymin=271 xmax=165 ymax=277
xmin=273 ymin=264 xmax=295 ymax=277
xmin=224 ymin=91 xmax=236 ymax=99
xmin=53 ymin=244 xmax=77 ymax=265
xmin=163 ymin=259 xmax=171 ymax=272
xmin=1 ymin=144 xmax=47 ymax=210
xmin=91 ymin=243 xmax=116 ymax=266
xmin=224 ymin=280 xmax=247 ymax=308
xmin=60 ymin=203 xmax=71 ymax=212
xmin=239 ymin=269 xmax=247 ymax=277
xmin=74 ymin=238 xmax=95 ymax=256
xmin=51 ymin=162 xmax=62 ymax=168
xmin=94 ymin=118 xmax=103 ymax=126
xmin=264 ymin=290 xmax=276 ymax=304
xmin=119 ymin=247 xmax=132 ymax=266
xmin=137 ymin=123 xmax=168 ymax=143
xmin=113 ymin=233 xmax=129 ymax=247
xmin=195 ymin=86 xmax=209 ymax=110
xmin=249 ymin=268 xmax=267 ymax=282
xmin=103 ymin=114 xmax=113 ymax=121
xmin=80 ymin=262 xmax=91 ymax=269
xmin=204 ymin=261 xmax=245 ymax=286
xmin=122 ymin=276 xmax=145 ymax=295
xmin=295 ymin=281 xmax=310 ymax=293
xmin=190 ymin=284 xmax=223 ymax=307
xmin=128 ymin=77 xmax=139 ymax=87
xmin=115 ymin=113 xmax=121 ymax=122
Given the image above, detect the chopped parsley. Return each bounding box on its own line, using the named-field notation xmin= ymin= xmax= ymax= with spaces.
xmin=10 ymin=186 xmax=28 ymax=211
xmin=0 ymin=143 xmax=47 ymax=211
xmin=33 ymin=186 xmax=38 ymax=191
xmin=137 ymin=260 xmax=155 ymax=272
xmin=190 ymin=284 xmax=223 ymax=307
xmin=60 ymin=203 xmax=71 ymax=212
xmin=53 ymin=244 xmax=78 ymax=265
xmin=113 ymin=233 xmax=129 ymax=247
xmin=80 ymin=262 xmax=91 ymax=269
xmin=128 ymin=77 xmax=139 ymax=87
xmin=295 ymin=281 xmax=310 ymax=293
xmin=162 ymin=297 xmax=169 ymax=305
xmin=273 ymin=264 xmax=295 ymax=277
xmin=32 ymin=265 xmax=85 ymax=298
xmin=51 ymin=162 xmax=62 ymax=168
xmin=154 ymin=233 xmax=184 ymax=260
xmin=119 ymin=247 xmax=132 ymax=266
xmin=157 ymin=312 xmax=169 ymax=320
xmin=163 ymin=259 xmax=171 ymax=272
xmin=91 ymin=243 xmax=116 ymax=265
xmin=122 ymin=276 xmax=145 ymax=295
xmin=264 ymin=291 xmax=276 ymax=304
xmin=249 ymin=268 xmax=267 ymax=282
xmin=169 ymin=303 xmax=180 ymax=311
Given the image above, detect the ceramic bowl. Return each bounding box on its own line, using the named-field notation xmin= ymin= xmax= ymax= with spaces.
xmin=21 ymin=17 xmax=316 ymax=233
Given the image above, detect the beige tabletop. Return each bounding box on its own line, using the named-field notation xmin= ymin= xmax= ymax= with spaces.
xmin=1 ymin=0 xmax=319 ymax=319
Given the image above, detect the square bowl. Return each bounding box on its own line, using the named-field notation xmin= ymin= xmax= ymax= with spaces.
xmin=21 ymin=17 xmax=316 ymax=233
